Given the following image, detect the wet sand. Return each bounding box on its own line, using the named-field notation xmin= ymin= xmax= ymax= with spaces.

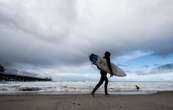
xmin=0 ymin=91 xmax=173 ymax=110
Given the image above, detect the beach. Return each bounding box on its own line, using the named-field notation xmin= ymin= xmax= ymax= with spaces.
xmin=0 ymin=91 xmax=173 ymax=110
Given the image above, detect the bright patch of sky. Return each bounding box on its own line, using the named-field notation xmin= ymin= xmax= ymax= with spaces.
xmin=115 ymin=52 xmax=173 ymax=72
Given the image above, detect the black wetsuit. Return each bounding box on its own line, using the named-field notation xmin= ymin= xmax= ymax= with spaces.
xmin=91 ymin=56 xmax=112 ymax=95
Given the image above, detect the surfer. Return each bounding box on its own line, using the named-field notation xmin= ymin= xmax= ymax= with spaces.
xmin=91 ymin=51 xmax=113 ymax=96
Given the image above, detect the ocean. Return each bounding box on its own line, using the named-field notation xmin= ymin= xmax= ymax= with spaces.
xmin=0 ymin=81 xmax=173 ymax=95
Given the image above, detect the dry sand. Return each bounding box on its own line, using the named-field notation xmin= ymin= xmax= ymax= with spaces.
xmin=0 ymin=91 xmax=173 ymax=110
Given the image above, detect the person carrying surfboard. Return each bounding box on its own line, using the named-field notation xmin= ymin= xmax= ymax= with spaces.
xmin=91 ymin=51 xmax=113 ymax=96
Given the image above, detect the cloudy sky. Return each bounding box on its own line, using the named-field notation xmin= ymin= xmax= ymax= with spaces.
xmin=0 ymin=0 xmax=173 ymax=81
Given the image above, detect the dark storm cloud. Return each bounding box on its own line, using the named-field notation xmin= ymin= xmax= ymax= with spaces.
xmin=0 ymin=0 xmax=173 ymax=71
xmin=0 ymin=0 xmax=79 ymax=66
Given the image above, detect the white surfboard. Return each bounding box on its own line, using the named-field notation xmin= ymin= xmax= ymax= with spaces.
xmin=89 ymin=54 xmax=126 ymax=77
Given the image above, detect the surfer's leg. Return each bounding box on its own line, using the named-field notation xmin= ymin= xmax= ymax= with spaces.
xmin=104 ymin=76 xmax=109 ymax=95
xmin=91 ymin=75 xmax=104 ymax=94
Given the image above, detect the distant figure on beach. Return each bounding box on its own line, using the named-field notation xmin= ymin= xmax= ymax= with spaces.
xmin=91 ymin=51 xmax=113 ymax=96
xmin=136 ymin=85 xmax=140 ymax=91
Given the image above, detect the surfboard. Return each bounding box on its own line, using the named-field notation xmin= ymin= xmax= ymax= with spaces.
xmin=89 ymin=53 xmax=126 ymax=77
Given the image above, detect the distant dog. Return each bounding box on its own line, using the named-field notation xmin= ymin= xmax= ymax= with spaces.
xmin=136 ymin=85 xmax=140 ymax=91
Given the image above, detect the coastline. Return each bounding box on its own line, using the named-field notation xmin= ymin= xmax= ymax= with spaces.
xmin=0 ymin=91 xmax=173 ymax=110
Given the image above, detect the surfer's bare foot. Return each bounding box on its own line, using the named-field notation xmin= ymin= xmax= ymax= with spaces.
xmin=105 ymin=93 xmax=110 ymax=95
xmin=91 ymin=92 xmax=95 ymax=97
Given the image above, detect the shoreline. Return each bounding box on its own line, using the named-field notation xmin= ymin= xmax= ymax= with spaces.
xmin=1 ymin=81 xmax=173 ymax=95
xmin=0 ymin=90 xmax=159 ymax=96
xmin=0 ymin=90 xmax=172 ymax=97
